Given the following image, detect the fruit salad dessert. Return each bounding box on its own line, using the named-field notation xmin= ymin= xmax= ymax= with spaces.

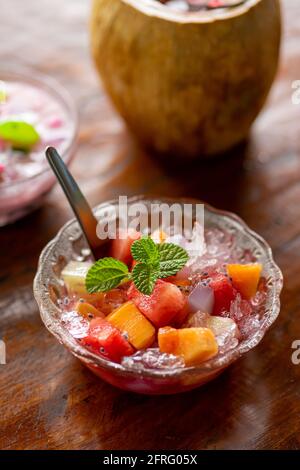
xmin=59 ymin=225 xmax=267 ymax=372
xmin=0 ymin=79 xmax=72 ymax=185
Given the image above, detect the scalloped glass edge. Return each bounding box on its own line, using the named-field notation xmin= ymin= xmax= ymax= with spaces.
xmin=33 ymin=196 xmax=283 ymax=379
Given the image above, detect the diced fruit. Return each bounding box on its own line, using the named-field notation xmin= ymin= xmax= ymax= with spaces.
xmin=61 ymin=261 xmax=104 ymax=303
xmin=206 ymin=315 xmax=240 ymax=339
xmin=107 ymin=301 xmax=155 ymax=350
xmin=209 ymin=273 xmax=237 ymax=316
xmin=128 ymin=279 xmax=186 ymax=327
xmin=188 ymin=284 xmax=214 ymax=314
xmin=76 ymin=301 xmax=104 ymax=319
xmin=158 ymin=326 xmax=218 ymax=366
xmin=172 ymin=302 xmax=190 ymax=327
xmin=227 ymin=263 xmax=262 ymax=300
xmin=185 ymin=310 xmax=210 ymax=328
xmin=111 ymin=229 xmax=141 ymax=266
xmin=158 ymin=327 xmax=179 ymax=355
xmin=81 ymin=318 xmax=134 ymax=363
xmin=151 ymin=229 xmax=167 ymax=243
xmin=61 ymin=261 xmax=90 ymax=294
xmin=97 ymin=288 xmax=129 ymax=316
xmin=172 ymin=279 xmax=191 ymax=288
xmin=166 ymin=268 xmax=192 ymax=285
xmin=200 ymin=316 xmax=240 ymax=354
xmin=172 ymin=264 xmax=193 ymax=282
xmin=0 ymin=120 xmax=40 ymax=151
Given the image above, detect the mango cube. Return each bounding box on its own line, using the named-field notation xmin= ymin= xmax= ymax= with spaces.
xmin=227 ymin=263 xmax=262 ymax=300
xmin=158 ymin=326 xmax=218 ymax=366
xmin=107 ymin=301 xmax=155 ymax=350
xmin=61 ymin=261 xmax=104 ymax=303
xmin=76 ymin=301 xmax=104 ymax=319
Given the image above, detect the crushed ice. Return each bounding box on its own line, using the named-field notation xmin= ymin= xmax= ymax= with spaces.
xmin=121 ymin=348 xmax=185 ymax=371
xmin=61 ymin=309 xmax=89 ymax=339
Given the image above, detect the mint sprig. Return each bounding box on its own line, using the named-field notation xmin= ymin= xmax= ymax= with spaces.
xmin=85 ymin=236 xmax=189 ymax=295
xmin=85 ymin=258 xmax=129 ymax=293
xmin=158 ymin=243 xmax=189 ymax=277
xmin=131 ymin=236 xmax=158 ymax=263
xmin=132 ymin=262 xmax=160 ymax=295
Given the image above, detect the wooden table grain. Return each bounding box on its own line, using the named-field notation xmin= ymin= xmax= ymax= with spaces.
xmin=1 ymin=0 xmax=300 ymax=450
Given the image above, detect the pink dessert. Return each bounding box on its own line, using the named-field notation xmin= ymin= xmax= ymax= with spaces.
xmin=0 ymin=81 xmax=72 ymax=184
xmin=0 ymin=71 xmax=77 ymax=225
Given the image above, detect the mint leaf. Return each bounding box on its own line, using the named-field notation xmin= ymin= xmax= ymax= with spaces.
xmin=158 ymin=243 xmax=189 ymax=278
xmin=85 ymin=258 xmax=129 ymax=293
xmin=0 ymin=121 xmax=40 ymax=151
xmin=131 ymin=236 xmax=159 ymax=264
xmin=132 ymin=262 xmax=160 ymax=295
xmin=84 ymin=237 xmax=189 ymax=296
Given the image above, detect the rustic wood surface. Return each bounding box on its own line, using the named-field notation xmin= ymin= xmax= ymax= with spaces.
xmin=1 ymin=0 xmax=300 ymax=450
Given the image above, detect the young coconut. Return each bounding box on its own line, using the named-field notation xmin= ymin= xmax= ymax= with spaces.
xmin=90 ymin=0 xmax=281 ymax=159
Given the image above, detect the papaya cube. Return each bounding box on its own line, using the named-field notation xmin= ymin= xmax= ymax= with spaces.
xmin=158 ymin=326 xmax=218 ymax=366
xmin=61 ymin=261 xmax=104 ymax=303
xmin=107 ymin=301 xmax=155 ymax=350
xmin=76 ymin=301 xmax=104 ymax=319
xmin=227 ymin=263 xmax=262 ymax=300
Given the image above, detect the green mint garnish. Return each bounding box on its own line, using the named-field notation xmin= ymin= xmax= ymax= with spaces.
xmin=85 ymin=258 xmax=129 ymax=293
xmin=132 ymin=262 xmax=160 ymax=295
xmin=158 ymin=243 xmax=189 ymax=277
xmin=0 ymin=121 xmax=40 ymax=151
xmin=85 ymin=236 xmax=189 ymax=295
xmin=131 ymin=236 xmax=159 ymax=263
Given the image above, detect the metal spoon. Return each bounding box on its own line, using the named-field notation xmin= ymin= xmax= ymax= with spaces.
xmin=45 ymin=146 xmax=104 ymax=260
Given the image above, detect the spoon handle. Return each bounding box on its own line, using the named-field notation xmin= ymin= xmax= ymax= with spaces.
xmin=46 ymin=147 xmax=101 ymax=260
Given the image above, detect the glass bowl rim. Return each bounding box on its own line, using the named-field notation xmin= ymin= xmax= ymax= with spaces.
xmin=0 ymin=66 xmax=79 ymax=190
xmin=33 ymin=195 xmax=283 ymax=379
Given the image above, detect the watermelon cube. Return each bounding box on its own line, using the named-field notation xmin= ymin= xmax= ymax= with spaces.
xmin=81 ymin=318 xmax=134 ymax=363
xmin=110 ymin=229 xmax=141 ymax=266
xmin=209 ymin=273 xmax=237 ymax=316
xmin=127 ymin=279 xmax=186 ymax=327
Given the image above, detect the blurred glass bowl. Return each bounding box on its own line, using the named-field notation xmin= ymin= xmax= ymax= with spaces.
xmin=0 ymin=68 xmax=78 ymax=226
xmin=34 ymin=196 xmax=283 ymax=395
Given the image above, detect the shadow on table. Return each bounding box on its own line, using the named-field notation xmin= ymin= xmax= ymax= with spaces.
xmin=78 ymin=360 xmax=243 ymax=450
xmin=134 ymin=138 xmax=251 ymax=216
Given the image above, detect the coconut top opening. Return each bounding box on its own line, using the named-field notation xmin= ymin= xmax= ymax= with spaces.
xmin=123 ymin=0 xmax=260 ymax=23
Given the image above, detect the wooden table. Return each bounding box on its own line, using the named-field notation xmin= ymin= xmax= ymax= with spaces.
xmin=1 ymin=0 xmax=300 ymax=450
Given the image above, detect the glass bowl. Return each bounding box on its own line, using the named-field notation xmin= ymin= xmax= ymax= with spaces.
xmin=0 ymin=68 xmax=78 ymax=226
xmin=33 ymin=196 xmax=283 ymax=395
